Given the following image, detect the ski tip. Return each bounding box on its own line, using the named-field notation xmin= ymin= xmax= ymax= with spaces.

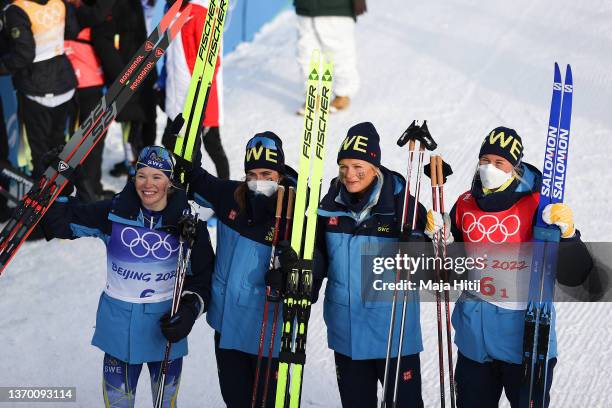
xmin=565 ymin=64 xmax=572 ymax=82
xmin=170 ymin=4 xmax=192 ymax=39
xmin=309 ymin=48 xmax=321 ymax=64
xmin=554 ymin=63 xmax=561 ymax=81
xmin=160 ymin=0 xmax=184 ymax=32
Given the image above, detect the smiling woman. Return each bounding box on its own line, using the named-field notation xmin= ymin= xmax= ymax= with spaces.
xmin=134 ymin=146 xmax=175 ymax=212
xmin=40 ymin=145 xmax=215 ymax=408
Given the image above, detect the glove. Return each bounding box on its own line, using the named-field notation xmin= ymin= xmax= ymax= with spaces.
xmin=424 ymin=210 xmax=454 ymax=244
xmin=160 ymin=293 xmax=201 ymax=343
xmin=353 ymin=0 xmax=367 ymax=16
xmin=265 ymin=241 xmax=298 ymax=295
xmin=542 ymin=203 xmax=575 ymax=238
xmin=177 ymin=213 xmax=198 ymax=245
xmin=41 ymin=144 xmax=76 ymax=196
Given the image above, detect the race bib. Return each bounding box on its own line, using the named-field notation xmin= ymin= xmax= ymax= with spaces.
xmin=105 ymin=224 xmax=181 ymax=303
xmin=466 ymin=243 xmax=532 ymax=310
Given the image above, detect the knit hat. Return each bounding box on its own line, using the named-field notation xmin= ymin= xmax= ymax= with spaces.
xmin=244 ymin=131 xmax=285 ymax=173
xmin=136 ymin=145 xmax=174 ymax=177
xmin=479 ymin=127 xmax=524 ymax=166
xmin=337 ymin=122 xmax=381 ymax=167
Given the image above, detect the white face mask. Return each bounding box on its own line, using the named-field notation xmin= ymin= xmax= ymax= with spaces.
xmin=247 ymin=180 xmax=279 ymax=197
xmin=478 ymin=164 xmax=513 ymax=190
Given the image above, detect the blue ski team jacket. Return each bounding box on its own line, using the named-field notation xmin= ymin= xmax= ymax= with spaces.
xmin=42 ymin=182 xmax=214 ymax=364
xmin=317 ymin=165 xmax=427 ymax=360
xmin=448 ymin=163 xmax=592 ymax=364
xmin=189 ymin=166 xmax=300 ymax=356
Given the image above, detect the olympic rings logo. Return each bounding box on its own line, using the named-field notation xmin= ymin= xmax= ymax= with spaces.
xmin=120 ymin=227 xmax=179 ymax=260
xmin=461 ymin=212 xmax=521 ymax=244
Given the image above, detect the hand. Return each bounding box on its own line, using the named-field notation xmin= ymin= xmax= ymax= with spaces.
xmin=542 ymin=203 xmax=575 ymax=238
xmin=177 ymin=213 xmax=198 ymax=245
xmin=160 ymin=293 xmax=201 ymax=343
xmin=424 ymin=210 xmax=454 ymax=244
xmin=41 ymin=144 xmax=76 ymax=196
xmin=353 ymin=0 xmax=367 ymax=16
xmin=265 ymin=241 xmax=298 ymax=294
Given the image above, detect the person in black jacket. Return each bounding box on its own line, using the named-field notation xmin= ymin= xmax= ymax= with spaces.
xmin=0 ymin=0 xmax=78 ymax=180
xmin=92 ymin=0 xmax=157 ymax=178
xmin=65 ymin=0 xmax=116 ymax=202
xmin=295 ymin=0 xmax=367 ymax=112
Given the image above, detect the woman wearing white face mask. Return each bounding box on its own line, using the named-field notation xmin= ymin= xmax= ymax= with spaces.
xmin=425 ymin=127 xmax=592 ymax=407
xmin=185 ymin=131 xmax=298 ymax=407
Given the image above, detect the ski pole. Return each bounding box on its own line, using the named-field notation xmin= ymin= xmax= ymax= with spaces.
xmin=428 ymin=156 xmax=446 ymax=408
xmin=435 ymin=156 xmax=456 ymax=408
xmin=154 ymin=210 xmax=199 ymax=408
xmin=391 ymin=143 xmax=426 ymax=408
xmin=380 ymin=136 xmax=415 ymax=408
xmin=252 ymin=186 xmax=286 ymax=408
xmin=382 ymin=121 xmax=436 ymax=408
xmin=261 ymin=187 xmax=295 ymax=408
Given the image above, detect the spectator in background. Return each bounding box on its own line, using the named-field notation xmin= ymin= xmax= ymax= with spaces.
xmin=294 ymin=0 xmax=366 ymax=113
xmin=65 ymin=0 xmax=116 ymax=202
xmin=295 ymin=0 xmax=366 ymax=113
xmin=92 ymin=0 xmax=158 ymax=178
xmin=160 ymin=0 xmax=229 ymax=179
xmin=0 ymin=0 xmax=77 ymax=179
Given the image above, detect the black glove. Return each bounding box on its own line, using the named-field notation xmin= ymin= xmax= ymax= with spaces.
xmin=265 ymin=240 xmax=298 ymax=296
xmin=177 ymin=213 xmax=198 ymax=246
xmin=160 ymin=293 xmax=201 ymax=343
xmin=353 ymin=0 xmax=367 ymax=16
xmin=41 ymin=144 xmax=76 ymax=196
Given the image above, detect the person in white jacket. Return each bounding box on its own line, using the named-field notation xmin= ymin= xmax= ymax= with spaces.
xmin=295 ymin=0 xmax=366 ymax=112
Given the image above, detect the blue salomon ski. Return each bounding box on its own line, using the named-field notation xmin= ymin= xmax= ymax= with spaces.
xmin=522 ymin=63 xmax=573 ymax=408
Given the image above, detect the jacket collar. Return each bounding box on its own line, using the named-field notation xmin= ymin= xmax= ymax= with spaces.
xmin=108 ymin=181 xmax=188 ymax=229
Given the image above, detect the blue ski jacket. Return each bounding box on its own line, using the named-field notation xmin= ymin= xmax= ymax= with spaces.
xmin=189 ymin=166 xmax=302 ymax=356
xmin=316 ymin=165 xmax=427 ymax=360
xmin=42 ymin=182 xmax=214 ymax=364
xmin=449 ymin=163 xmax=592 ymax=364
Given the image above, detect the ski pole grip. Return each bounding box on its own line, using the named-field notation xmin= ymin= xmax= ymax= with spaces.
xmin=275 ymin=185 xmax=285 ymax=218
xmin=287 ymin=186 xmax=295 ymax=219
xmin=436 ymin=155 xmax=444 ymax=186
xmin=408 ymin=139 xmax=416 ymax=152
xmin=430 ymin=156 xmax=437 ymax=187
xmin=397 ymin=120 xmax=418 ymax=147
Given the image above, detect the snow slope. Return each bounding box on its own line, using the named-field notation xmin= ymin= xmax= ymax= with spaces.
xmin=1 ymin=0 xmax=611 ymax=406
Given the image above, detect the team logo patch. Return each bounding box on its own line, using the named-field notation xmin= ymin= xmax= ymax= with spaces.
xmin=461 ymin=212 xmax=520 ymax=243
xmin=328 ymin=216 xmax=338 ymax=226
xmin=10 ymin=27 xmax=20 ymax=39
xmin=228 ymin=209 xmax=237 ymax=220
xmin=402 ymin=369 xmax=413 ymax=382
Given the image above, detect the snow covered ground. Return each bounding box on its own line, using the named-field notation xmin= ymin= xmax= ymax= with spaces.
xmin=1 ymin=0 xmax=611 ymax=406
